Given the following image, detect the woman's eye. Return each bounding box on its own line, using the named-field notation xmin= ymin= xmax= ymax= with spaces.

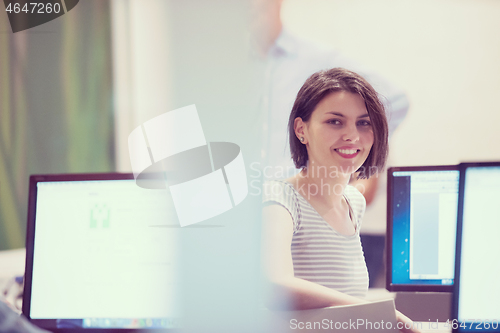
xmin=357 ymin=120 xmax=371 ymax=126
xmin=328 ymin=119 xmax=341 ymax=125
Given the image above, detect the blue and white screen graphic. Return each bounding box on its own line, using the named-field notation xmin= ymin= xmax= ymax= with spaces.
xmin=391 ymin=170 xmax=459 ymax=286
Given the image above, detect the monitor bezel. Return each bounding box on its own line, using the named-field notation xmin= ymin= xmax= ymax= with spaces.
xmin=452 ymin=161 xmax=500 ymax=333
xmin=386 ymin=165 xmax=459 ymax=293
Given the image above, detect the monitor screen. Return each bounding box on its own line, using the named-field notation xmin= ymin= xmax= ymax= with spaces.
xmin=23 ymin=174 xmax=180 ymax=331
xmin=453 ymin=163 xmax=500 ymax=332
xmin=387 ymin=166 xmax=459 ymax=292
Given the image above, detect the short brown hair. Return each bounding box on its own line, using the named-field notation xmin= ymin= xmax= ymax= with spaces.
xmin=288 ymin=68 xmax=388 ymax=179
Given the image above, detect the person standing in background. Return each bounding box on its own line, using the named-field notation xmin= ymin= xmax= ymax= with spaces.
xmin=252 ymin=0 xmax=409 ymax=287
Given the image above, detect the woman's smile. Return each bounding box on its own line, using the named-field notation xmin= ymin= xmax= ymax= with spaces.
xmin=333 ymin=146 xmax=361 ymax=159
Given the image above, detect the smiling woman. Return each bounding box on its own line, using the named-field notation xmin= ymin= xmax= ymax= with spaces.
xmin=288 ymin=68 xmax=388 ymax=179
xmin=261 ymin=68 xmax=419 ymax=333
xmin=294 ymin=91 xmax=374 ymax=175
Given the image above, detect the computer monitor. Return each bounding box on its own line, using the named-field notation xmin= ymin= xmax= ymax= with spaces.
xmin=23 ymin=173 xmax=180 ymax=331
xmin=386 ymin=165 xmax=460 ymax=292
xmin=452 ymin=162 xmax=500 ymax=332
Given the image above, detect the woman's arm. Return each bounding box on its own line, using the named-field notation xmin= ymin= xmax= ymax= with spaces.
xmin=261 ymin=204 xmax=369 ymax=310
xmin=261 ymin=204 xmax=421 ymax=333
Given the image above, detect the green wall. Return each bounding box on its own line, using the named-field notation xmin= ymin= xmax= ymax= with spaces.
xmin=0 ymin=1 xmax=115 ymax=250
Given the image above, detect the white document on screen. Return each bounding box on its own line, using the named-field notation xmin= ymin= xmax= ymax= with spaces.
xmin=29 ymin=180 xmax=180 ymax=319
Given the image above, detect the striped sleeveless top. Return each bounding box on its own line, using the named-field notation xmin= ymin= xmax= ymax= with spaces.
xmin=263 ymin=180 xmax=369 ymax=298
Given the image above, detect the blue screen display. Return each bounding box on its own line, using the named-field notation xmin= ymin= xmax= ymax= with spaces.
xmin=390 ymin=170 xmax=459 ymax=288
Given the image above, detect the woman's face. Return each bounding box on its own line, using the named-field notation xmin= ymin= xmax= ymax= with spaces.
xmin=296 ymin=91 xmax=374 ymax=174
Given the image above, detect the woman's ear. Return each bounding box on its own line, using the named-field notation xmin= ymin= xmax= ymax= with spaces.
xmin=294 ymin=117 xmax=307 ymax=144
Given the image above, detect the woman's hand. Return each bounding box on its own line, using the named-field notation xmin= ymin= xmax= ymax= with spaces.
xmin=396 ymin=310 xmax=423 ymax=333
